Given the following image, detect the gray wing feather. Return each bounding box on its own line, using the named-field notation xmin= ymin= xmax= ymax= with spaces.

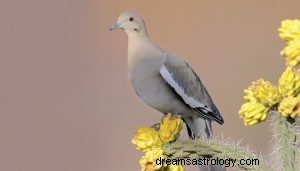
xmin=159 ymin=54 xmax=224 ymax=124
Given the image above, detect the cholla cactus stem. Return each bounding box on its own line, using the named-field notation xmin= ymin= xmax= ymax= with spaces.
xmin=275 ymin=111 xmax=299 ymax=171
xmin=162 ymin=138 xmax=271 ymax=170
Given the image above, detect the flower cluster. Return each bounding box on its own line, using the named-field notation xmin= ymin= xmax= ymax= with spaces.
xmin=278 ymin=96 xmax=300 ymax=118
xmin=278 ymin=66 xmax=300 ymax=96
xmin=132 ymin=127 xmax=162 ymax=152
xmin=159 ymin=114 xmax=183 ymax=144
xmin=243 ymin=79 xmax=281 ymax=107
xmin=240 ymin=79 xmax=280 ymax=125
xmin=132 ymin=114 xmax=184 ymax=171
xmin=240 ymin=67 xmax=300 ymax=125
xmin=240 ymin=19 xmax=300 ymax=126
xmin=240 ymin=101 xmax=269 ymax=126
xmin=279 ymin=19 xmax=300 ymax=66
xmin=278 ymin=67 xmax=300 ymax=118
xmin=279 ymin=19 xmax=300 ymax=42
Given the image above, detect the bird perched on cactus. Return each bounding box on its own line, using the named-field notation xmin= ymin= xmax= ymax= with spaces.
xmin=110 ymin=11 xmax=225 ymax=171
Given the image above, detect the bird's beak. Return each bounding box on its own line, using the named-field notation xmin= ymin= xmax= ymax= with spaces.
xmin=109 ymin=23 xmax=122 ymax=31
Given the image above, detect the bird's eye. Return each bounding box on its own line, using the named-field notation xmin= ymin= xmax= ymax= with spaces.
xmin=129 ymin=17 xmax=134 ymax=22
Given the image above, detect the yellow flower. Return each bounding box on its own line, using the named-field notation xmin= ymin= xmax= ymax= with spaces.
xmin=244 ymin=79 xmax=281 ymax=107
xmin=132 ymin=127 xmax=162 ymax=152
xmin=278 ymin=96 xmax=300 ymax=118
xmin=166 ymin=164 xmax=185 ymax=171
xmin=279 ymin=19 xmax=300 ymax=42
xmin=278 ymin=67 xmax=300 ymax=97
xmin=159 ymin=114 xmax=183 ymax=143
xmin=281 ymin=37 xmax=300 ymax=66
xmin=139 ymin=148 xmax=165 ymax=171
xmin=239 ymin=102 xmax=269 ymax=126
xmin=132 ymin=115 xmax=185 ymax=171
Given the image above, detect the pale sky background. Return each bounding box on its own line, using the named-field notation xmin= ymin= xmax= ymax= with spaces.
xmin=1 ymin=0 xmax=300 ymax=171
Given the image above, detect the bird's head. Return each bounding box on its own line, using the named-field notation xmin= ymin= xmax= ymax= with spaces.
xmin=109 ymin=11 xmax=148 ymax=36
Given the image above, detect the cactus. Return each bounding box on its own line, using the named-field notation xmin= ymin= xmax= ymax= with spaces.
xmin=274 ymin=111 xmax=299 ymax=170
xmin=162 ymin=138 xmax=270 ymax=171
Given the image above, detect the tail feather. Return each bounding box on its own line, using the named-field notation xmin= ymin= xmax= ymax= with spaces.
xmin=183 ymin=116 xmax=212 ymax=139
xmin=183 ymin=116 xmax=226 ymax=171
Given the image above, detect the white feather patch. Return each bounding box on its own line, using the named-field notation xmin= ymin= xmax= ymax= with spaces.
xmin=160 ymin=65 xmax=212 ymax=112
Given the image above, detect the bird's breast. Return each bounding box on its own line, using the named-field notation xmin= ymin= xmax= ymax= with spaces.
xmin=128 ymin=56 xmax=187 ymax=114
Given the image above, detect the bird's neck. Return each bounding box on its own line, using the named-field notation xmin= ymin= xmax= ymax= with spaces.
xmin=127 ymin=33 xmax=152 ymax=57
xmin=127 ymin=33 xmax=157 ymax=71
xmin=127 ymin=32 xmax=150 ymax=46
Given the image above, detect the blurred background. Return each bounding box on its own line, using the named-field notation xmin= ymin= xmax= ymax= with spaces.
xmin=1 ymin=0 xmax=300 ymax=170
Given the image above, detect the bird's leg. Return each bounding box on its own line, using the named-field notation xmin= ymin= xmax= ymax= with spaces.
xmin=172 ymin=113 xmax=182 ymax=118
xmin=162 ymin=113 xmax=182 ymax=120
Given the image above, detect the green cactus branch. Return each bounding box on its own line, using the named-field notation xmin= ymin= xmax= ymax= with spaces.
xmin=162 ymin=138 xmax=271 ymax=171
xmin=274 ymin=111 xmax=299 ymax=171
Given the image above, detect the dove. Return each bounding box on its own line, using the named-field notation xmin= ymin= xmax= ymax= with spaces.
xmin=110 ymin=11 xmax=225 ymax=171
xmin=109 ymin=11 xmax=224 ymax=140
xmin=109 ymin=12 xmax=225 ymax=171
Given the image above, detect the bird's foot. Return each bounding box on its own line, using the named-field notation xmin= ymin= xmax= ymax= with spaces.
xmin=162 ymin=113 xmax=182 ymax=121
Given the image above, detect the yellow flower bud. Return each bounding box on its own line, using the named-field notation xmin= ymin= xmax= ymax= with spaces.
xmin=281 ymin=37 xmax=300 ymax=66
xmin=279 ymin=19 xmax=300 ymax=42
xmin=159 ymin=114 xmax=183 ymax=143
xmin=279 ymin=67 xmax=300 ymax=97
xmin=239 ymin=102 xmax=269 ymax=126
xmin=139 ymin=148 xmax=165 ymax=171
xmin=132 ymin=127 xmax=162 ymax=152
xmin=244 ymin=79 xmax=281 ymax=107
xmin=278 ymin=96 xmax=300 ymax=118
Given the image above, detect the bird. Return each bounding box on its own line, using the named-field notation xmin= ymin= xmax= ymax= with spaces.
xmin=110 ymin=11 xmax=225 ymax=170
xmin=109 ymin=11 xmax=224 ymax=138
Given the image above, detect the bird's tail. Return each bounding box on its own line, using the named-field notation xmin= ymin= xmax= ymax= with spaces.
xmin=183 ymin=116 xmax=226 ymax=171
xmin=184 ymin=115 xmax=212 ymax=139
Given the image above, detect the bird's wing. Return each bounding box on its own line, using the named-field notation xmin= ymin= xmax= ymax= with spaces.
xmin=159 ymin=54 xmax=224 ymax=124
